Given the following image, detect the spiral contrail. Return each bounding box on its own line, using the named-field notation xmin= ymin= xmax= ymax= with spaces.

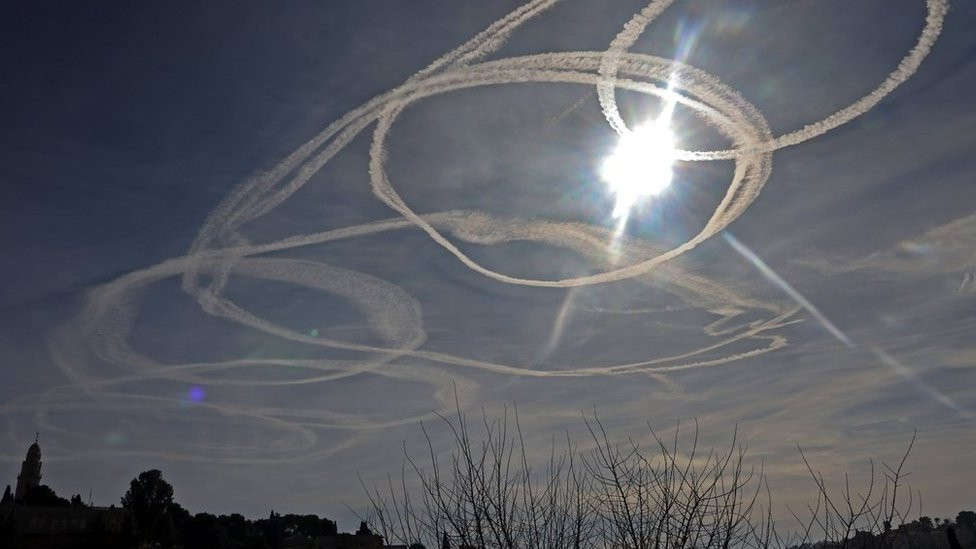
xmin=20 ymin=0 xmax=947 ymax=463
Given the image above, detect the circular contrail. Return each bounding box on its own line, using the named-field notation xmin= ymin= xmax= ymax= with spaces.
xmin=23 ymin=0 xmax=946 ymax=463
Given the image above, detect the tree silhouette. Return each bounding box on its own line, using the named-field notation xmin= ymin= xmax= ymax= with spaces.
xmin=363 ymin=405 xmax=924 ymax=549
xmin=121 ymin=469 xmax=175 ymax=544
xmin=21 ymin=484 xmax=69 ymax=507
xmin=947 ymin=526 xmax=963 ymax=549
xmin=957 ymin=511 xmax=976 ymax=530
xmin=918 ymin=516 xmax=934 ymax=532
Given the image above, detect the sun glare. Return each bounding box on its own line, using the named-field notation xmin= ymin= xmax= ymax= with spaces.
xmin=601 ymin=120 xmax=677 ymax=220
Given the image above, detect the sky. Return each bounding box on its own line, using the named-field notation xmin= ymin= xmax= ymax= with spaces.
xmin=1 ymin=0 xmax=975 ymax=528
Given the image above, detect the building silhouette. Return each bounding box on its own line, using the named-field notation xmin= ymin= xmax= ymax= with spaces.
xmin=1 ymin=436 xmax=129 ymax=548
xmin=14 ymin=435 xmax=42 ymax=501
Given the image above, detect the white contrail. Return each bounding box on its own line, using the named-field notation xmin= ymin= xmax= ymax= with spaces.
xmin=675 ymin=0 xmax=948 ymax=161
xmin=870 ymin=347 xmax=973 ymax=420
xmin=724 ymin=233 xmax=853 ymax=347
xmin=598 ymin=0 xmax=678 ymax=134
xmin=364 ymin=53 xmax=773 ymax=287
xmin=410 ymin=0 xmax=562 ymax=81
xmin=31 ymin=0 xmax=949 ymax=462
xmin=35 ymin=207 xmax=794 ymax=465
xmin=724 ymin=232 xmax=971 ymax=420
xmin=61 ymin=214 xmax=794 ymax=381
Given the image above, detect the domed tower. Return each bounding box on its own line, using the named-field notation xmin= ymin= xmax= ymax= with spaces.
xmin=14 ymin=434 xmax=42 ymax=500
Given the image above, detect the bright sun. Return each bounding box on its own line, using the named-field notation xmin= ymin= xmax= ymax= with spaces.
xmin=600 ymin=119 xmax=677 ymax=220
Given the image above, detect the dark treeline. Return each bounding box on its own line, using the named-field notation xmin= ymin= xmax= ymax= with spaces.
xmin=118 ymin=469 xmax=340 ymax=548
xmin=121 ymin=506 xmax=342 ymax=549
xmin=2 ymin=420 xmax=974 ymax=549
xmin=1 ymin=468 xmax=973 ymax=549
xmin=788 ymin=512 xmax=976 ymax=549
xmin=0 ymin=468 xmax=375 ymax=549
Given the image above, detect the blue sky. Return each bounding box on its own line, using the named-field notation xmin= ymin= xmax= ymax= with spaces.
xmin=1 ymin=0 xmax=974 ymax=527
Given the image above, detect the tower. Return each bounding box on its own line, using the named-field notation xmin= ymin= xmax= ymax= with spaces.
xmin=14 ymin=434 xmax=42 ymax=500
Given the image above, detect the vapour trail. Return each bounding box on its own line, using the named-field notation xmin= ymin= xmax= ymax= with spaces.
xmin=961 ymin=271 xmax=975 ymax=293
xmin=870 ymin=347 xmax=973 ymax=421
xmin=409 ymin=0 xmax=562 ymax=81
xmin=724 ymin=232 xmax=971 ymax=420
xmin=598 ymin=0 xmax=678 ymax=134
xmin=537 ymin=287 xmax=582 ymax=364
xmin=29 ymin=207 xmax=794 ymax=466
xmin=723 ymin=233 xmax=853 ymax=347
xmin=62 ymin=214 xmax=794 ymax=382
xmin=183 ymin=0 xmax=562 ymax=268
xmin=28 ymin=0 xmax=949 ymax=463
xmin=596 ymin=0 xmax=948 ymax=161
xmin=187 ymin=0 xmax=946 ymax=292
xmin=364 ymin=55 xmax=773 ymax=287
xmin=29 ymin=207 xmax=794 ymax=465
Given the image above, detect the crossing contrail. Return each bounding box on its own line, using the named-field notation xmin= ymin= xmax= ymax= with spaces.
xmin=724 ymin=232 xmax=971 ymax=421
xmin=24 ymin=0 xmax=949 ymax=462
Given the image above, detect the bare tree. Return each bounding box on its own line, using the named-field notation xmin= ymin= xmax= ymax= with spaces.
xmin=362 ymin=408 xmax=919 ymax=549
xmin=362 ymin=402 xmax=596 ymax=549
xmin=787 ymin=431 xmax=920 ymax=549
xmin=581 ymin=416 xmax=775 ymax=549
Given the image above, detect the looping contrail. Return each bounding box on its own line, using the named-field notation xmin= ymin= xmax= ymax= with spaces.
xmin=21 ymin=0 xmax=946 ymax=462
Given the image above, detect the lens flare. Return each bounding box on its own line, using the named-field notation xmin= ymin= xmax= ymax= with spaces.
xmin=187 ymin=386 xmax=206 ymax=403
xmin=601 ymin=116 xmax=677 ymax=220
